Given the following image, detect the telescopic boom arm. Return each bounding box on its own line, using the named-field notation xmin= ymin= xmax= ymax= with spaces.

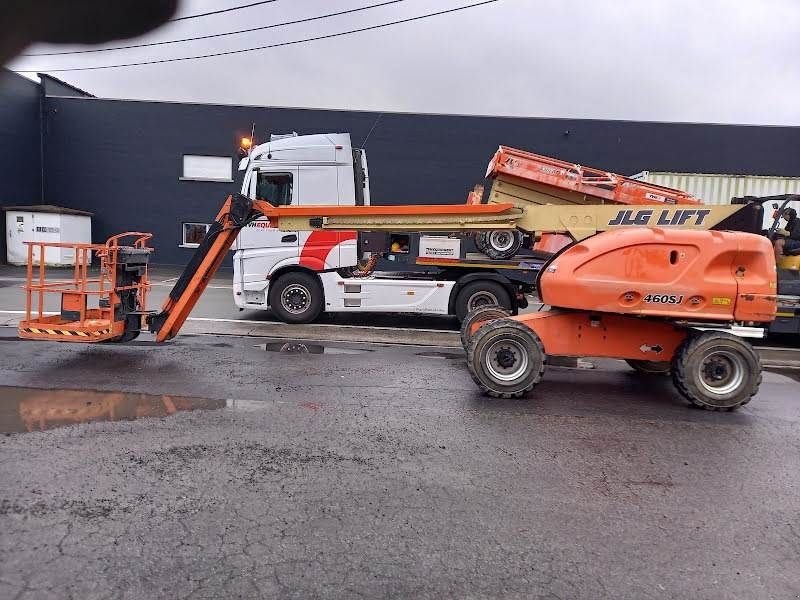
xmin=146 ymin=194 xmax=748 ymax=342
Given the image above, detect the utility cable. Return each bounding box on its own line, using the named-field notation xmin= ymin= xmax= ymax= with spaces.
xmin=22 ymin=0 xmax=407 ymax=57
xmin=170 ymin=0 xmax=278 ymax=22
xmin=15 ymin=0 xmax=500 ymax=73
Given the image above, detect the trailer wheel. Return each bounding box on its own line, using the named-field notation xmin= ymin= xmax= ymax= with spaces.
xmin=482 ymin=230 xmax=523 ymax=260
xmin=625 ymin=359 xmax=671 ymax=375
xmin=467 ymin=319 xmax=545 ymax=398
xmin=460 ymin=304 xmax=511 ymax=349
xmin=672 ymin=331 xmax=761 ymax=411
xmin=454 ymin=280 xmax=512 ymax=322
xmin=269 ymin=271 xmax=323 ymax=324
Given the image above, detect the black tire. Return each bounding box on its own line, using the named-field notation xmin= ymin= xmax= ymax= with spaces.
xmin=672 ymin=331 xmax=761 ymax=411
xmin=625 ymin=359 xmax=671 ymax=375
xmin=467 ymin=319 xmax=546 ymax=398
xmin=268 ymin=271 xmax=324 ymax=324
xmin=454 ymin=280 xmax=512 ymax=322
xmin=474 ymin=232 xmax=488 ymax=253
xmin=482 ymin=230 xmax=523 ymax=260
xmin=460 ymin=304 xmax=512 ymax=349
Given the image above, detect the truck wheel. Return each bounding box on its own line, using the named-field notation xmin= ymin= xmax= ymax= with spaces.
xmin=625 ymin=359 xmax=671 ymax=375
xmin=269 ymin=272 xmax=323 ymax=324
xmin=482 ymin=230 xmax=523 ymax=260
xmin=467 ymin=319 xmax=546 ymax=398
xmin=672 ymin=331 xmax=761 ymax=411
xmin=460 ymin=304 xmax=511 ymax=349
xmin=454 ymin=280 xmax=512 ymax=322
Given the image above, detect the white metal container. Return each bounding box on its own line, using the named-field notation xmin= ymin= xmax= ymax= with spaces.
xmin=630 ymin=172 xmax=800 ymax=227
xmin=3 ymin=205 xmax=92 ymax=266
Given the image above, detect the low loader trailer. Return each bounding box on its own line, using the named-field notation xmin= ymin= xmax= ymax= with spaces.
xmin=18 ymin=192 xmax=788 ymax=412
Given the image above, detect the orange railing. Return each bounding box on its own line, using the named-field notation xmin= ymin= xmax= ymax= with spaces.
xmin=23 ymin=233 xmax=152 ymax=328
xmin=486 ymin=146 xmax=702 ymax=206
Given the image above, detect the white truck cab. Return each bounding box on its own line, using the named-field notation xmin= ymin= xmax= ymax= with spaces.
xmin=234 ymin=133 xmax=367 ymax=303
xmin=233 ymin=132 xmax=534 ymax=323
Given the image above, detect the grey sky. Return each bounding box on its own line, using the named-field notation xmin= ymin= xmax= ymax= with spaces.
xmin=9 ymin=0 xmax=800 ymax=125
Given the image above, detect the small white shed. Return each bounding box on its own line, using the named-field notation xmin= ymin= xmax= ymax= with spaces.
xmin=3 ymin=205 xmax=93 ymax=266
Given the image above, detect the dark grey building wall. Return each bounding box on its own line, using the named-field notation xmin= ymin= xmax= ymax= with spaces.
xmin=0 ymin=70 xmax=42 ymax=262
xmin=42 ymin=96 xmax=800 ymax=265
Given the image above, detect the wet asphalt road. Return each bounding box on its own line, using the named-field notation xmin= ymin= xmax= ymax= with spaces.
xmin=0 ymin=330 xmax=799 ymax=599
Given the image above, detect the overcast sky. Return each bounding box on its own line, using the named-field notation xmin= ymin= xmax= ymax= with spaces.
xmin=9 ymin=0 xmax=800 ymax=125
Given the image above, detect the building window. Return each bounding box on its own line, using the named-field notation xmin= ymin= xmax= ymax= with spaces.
xmin=181 ymin=155 xmax=233 ymax=182
xmin=256 ymin=172 xmax=293 ymax=205
xmin=181 ymin=223 xmax=210 ymax=247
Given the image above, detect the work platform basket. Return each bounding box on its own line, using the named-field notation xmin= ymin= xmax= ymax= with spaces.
xmin=18 ymin=233 xmax=153 ymax=343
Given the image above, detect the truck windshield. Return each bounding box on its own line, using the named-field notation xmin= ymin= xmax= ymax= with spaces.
xmin=256 ymin=172 xmax=293 ymax=205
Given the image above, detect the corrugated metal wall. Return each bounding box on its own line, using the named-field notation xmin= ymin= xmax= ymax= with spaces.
xmin=632 ymin=171 xmax=800 ymax=228
xmin=633 ymin=171 xmax=800 ymax=205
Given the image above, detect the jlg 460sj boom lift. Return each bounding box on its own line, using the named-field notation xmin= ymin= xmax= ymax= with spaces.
xmin=17 ymin=148 xmax=776 ymax=411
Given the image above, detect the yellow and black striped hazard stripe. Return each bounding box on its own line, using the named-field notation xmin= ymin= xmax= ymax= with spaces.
xmin=20 ymin=327 xmax=112 ymax=337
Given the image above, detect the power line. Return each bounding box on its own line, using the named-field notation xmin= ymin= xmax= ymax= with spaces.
xmin=15 ymin=0 xmax=500 ymax=73
xmin=22 ymin=0 xmax=407 ymax=57
xmin=169 ymin=0 xmax=278 ymax=22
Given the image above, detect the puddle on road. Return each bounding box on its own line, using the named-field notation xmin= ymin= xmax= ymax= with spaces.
xmin=256 ymin=341 xmax=370 ymax=355
xmin=0 ymin=386 xmax=225 ymax=434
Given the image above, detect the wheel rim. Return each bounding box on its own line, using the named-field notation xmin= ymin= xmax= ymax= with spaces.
xmin=485 ymin=338 xmax=529 ymax=382
xmin=488 ymin=230 xmax=515 ymax=252
xmin=698 ymin=350 xmax=746 ymax=395
xmin=467 ymin=290 xmax=499 ymax=312
xmin=280 ymin=283 xmax=311 ymax=314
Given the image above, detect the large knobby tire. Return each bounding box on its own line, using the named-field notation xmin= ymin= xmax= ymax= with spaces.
xmin=454 ymin=280 xmax=512 ymax=322
xmin=269 ymin=271 xmax=324 ymax=324
xmin=474 ymin=232 xmax=488 ymax=253
xmin=672 ymin=331 xmax=761 ymax=411
xmin=467 ymin=319 xmax=546 ymax=398
xmin=460 ymin=304 xmax=512 ymax=349
xmin=625 ymin=359 xmax=671 ymax=376
xmin=482 ymin=230 xmax=523 ymax=260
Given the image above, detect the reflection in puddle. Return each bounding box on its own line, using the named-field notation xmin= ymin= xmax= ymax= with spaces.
xmin=0 ymin=387 xmax=225 ymax=433
xmin=256 ymin=342 xmax=369 ymax=355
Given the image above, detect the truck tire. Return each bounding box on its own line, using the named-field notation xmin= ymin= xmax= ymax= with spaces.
xmin=467 ymin=319 xmax=546 ymax=398
xmin=454 ymin=280 xmax=512 ymax=322
xmin=269 ymin=271 xmax=323 ymax=324
xmin=460 ymin=304 xmax=511 ymax=349
xmin=625 ymin=359 xmax=671 ymax=375
xmin=482 ymin=230 xmax=523 ymax=260
xmin=672 ymin=331 xmax=761 ymax=411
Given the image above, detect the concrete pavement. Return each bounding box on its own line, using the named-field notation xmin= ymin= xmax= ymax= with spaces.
xmin=0 ymin=330 xmax=799 ymax=599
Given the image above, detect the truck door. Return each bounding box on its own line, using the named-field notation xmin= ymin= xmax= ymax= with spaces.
xmin=235 ymin=167 xmax=299 ymax=287
xmin=256 ymin=167 xmax=299 ymax=259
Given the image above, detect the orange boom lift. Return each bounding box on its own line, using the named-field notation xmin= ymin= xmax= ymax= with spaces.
xmin=17 ymin=148 xmax=776 ymax=412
